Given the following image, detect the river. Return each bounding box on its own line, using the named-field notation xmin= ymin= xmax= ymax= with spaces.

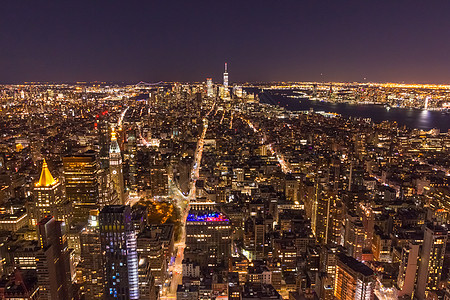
xmin=257 ymin=90 xmax=450 ymax=132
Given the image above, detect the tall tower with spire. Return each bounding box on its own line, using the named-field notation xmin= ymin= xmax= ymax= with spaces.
xmin=223 ymin=63 xmax=229 ymax=88
xmin=32 ymin=159 xmax=63 ymax=226
xmin=109 ymin=128 xmax=125 ymax=204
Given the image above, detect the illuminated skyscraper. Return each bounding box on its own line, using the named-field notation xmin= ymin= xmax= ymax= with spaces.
xmin=185 ymin=203 xmax=231 ymax=266
xmin=314 ymin=188 xmax=340 ymax=244
xmin=397 ymin=242 xmax=420 ymax=298
xmin=416 ymin=223 xmax=447 ymax=300
xmin=110 ymin=128 xmax=125 ymax=204
xmin=320 ymin=245 xmax=339 ymax=296
xmin=223 ymin=63 xmax=228 ymax=88
xmin=100 ymin=205 xmax=139 ymax=300
xmin=206 ymin=78 xmax=214 ymax=97
xmin=96 ymin=113 xmax=110 ymax=170
xmin=36 ymin=216 xmax=73 ymax=300
xmin=344 ymin=213 xmax=365 ymax=261
xmin=63 ymin=151 xmax=99 ymax=223
xmin=334 ymin=253 xmax=375 ymax=300
xmin=32 ymin=159 xmax=64 ymax=226
xmin=80 ymin=210 xmax=103 ymax=299
xmin=126 ymin=128 xmax=138 ymax=193
xmin=358 ymin=203 xmax=374 ymax=252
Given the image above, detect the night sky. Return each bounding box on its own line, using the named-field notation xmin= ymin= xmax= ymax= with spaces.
xmin=1 ymin=1 xmax=450 ymax=84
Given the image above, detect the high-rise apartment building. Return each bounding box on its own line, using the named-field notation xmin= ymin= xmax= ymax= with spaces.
xmin=397 ymin=242 xmax=420 ymax=297
xmin=334 ymin=253 xmax=375 ymax=300
xmin=315 ymin=189 xmax=335 ymax=244
xmin=416 ymin=223 xmax=447 ymax=300
xmin=100 ymin=205 xmax=139 ymax=299
xmin=310 ymin=182 xmax=343 ymax=246
xmin=344 ymin=214 xmax=365 ymax=261
xmin=320 ymin=245 xmax=339 ymax=288
xmin=36 ymin=216 xmax=73 ymax=300
xmin=358 ymin=203 xmax=374 ymax=252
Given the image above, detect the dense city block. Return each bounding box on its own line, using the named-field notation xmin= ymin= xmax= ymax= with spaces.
xmin=0 ymin=75 xmax=449 ymax=300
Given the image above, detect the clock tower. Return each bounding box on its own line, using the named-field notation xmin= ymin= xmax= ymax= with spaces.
xmin=109 ymin=127 xmax=124 ymax=204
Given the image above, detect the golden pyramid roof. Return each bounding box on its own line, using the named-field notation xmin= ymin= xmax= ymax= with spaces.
xmin=36 ymin=159 xmax=57 ymax=187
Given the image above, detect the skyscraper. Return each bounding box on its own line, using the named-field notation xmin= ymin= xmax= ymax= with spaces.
xmin=206 ymin=78 xmax=214 ymax=97
xmin=416 ymin=223 xmax=448 ymax=300
xmin=110 ymin=128 xmax=125 ymax=204
xmin=320 ymin=245 xmax=339 ymax=297
xmin=127 ymin=128 xmax=138 ymax=193
xmin=185 ymin=203 xmax=231 ymax=266
xmin=223 ymin=63 xmax=228 ymax=88
xmin=344 ymin=213 xmax=365 ymax=261
xmin=397 ymin=242 xmax=420 ymax=297
xmin=358 ymin=203 xmax=374 ymax=253
xmin=314 ymin=188 xmax=339 ymax=244
xmin=80 ymin=210 xmax=103 ymax=299
xmin=334 ymin=253 xmax=375 ymax=300
xmin=100 ymin=205 xmax=139 ymax=299
xmin=96 ymin=113 xmax=110 ymax=170
xmin=36 ymin=216 xmax=73 ymax=300
xmin=63 ymin=151 xmax=99 ymax=223
xmin=32 ymin=159 xmax=64 ymax=226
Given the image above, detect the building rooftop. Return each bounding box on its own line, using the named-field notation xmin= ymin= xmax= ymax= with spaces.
xmin=138 ymin=224 xmax=174 ymax=241
xmin=337 ymin=253 xmax=374 ymax=277
xmin=100 ymin=205 xmax=127 ymax=214
xmin=0 ymin=208 xmax=27 ymax=222
xmin=37 ymin=215 xmax=54 ymax=226
xmin=4 ymin=269 xmax=38 ymax=298
xmin=242 ymin=283 xmax=282 ymax=299
xmin=186 ymin=211 xmax=229 ymax=222
xmin=36 ymin=159 xmax=57 ymax=187
xmin=177 ymin=284 xmax=199 ymax=293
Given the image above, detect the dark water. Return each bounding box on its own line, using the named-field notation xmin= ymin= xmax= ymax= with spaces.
xmin=258 ymin=91 xmax=450 ymax=131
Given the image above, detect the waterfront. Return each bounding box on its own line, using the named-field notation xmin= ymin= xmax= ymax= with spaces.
xmin=259 ymin=90 xmax=450 ymax=131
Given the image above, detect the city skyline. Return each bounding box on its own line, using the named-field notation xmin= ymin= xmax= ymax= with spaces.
xmin=0 ymin=75 xmax=449 ymax=299
xmin=1 ymin=1 xmax=450 ymax=300
xmin=2 ymin=1 xmax=450 ymax=83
